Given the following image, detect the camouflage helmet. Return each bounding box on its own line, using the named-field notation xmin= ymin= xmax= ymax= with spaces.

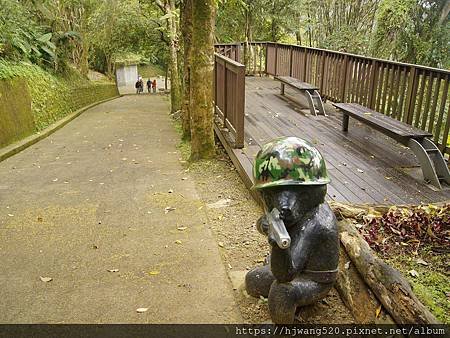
xmin=252 ymin=136 xmax=330 ymax=190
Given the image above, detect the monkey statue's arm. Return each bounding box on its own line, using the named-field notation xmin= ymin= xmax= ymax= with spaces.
xmin=270 ymin=231 xmax=312 ymax=283
xmin=256 ymin=215 xmax=269 ymax=236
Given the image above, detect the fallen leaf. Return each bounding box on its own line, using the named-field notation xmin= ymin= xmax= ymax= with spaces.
xmin=148 ymin=271 xmax=160 ymax=276
xmin=37 ymin=217 xmax=43 ymax=222
xmin=344 ymin=261 xmax=351 ymax=269
xmin=408 ymin=269 xmax=419 ymax=277
xmin=175 ymin=240 xmax=182 ymax=244
xmin=136 ymin=308 xmax=148 ymax=313
xmin=107 ymin=269 xmax=119 ymax=273
xmin=218 ymin=242 xmax=224 ymax=248
xmin=416 ymin=258 xmax=429 ymax=266
xmin=164 ymin=207 xmax=176 ymax=214
xmin=40 ymin=276 xmax=52 ymax=282
xmin=168 ymin=189 xmax=173 ymax=193
xmin=181 ymin=177 xmax=188 ymax=180
xmin=364 ymin=112 xmax=372 ymax=115
xmin=375 ymin=305 xmax=382 ymax=318
xmin=7 ymin=214 xmax=14 ymax=217
xmin=384 ymin=176 xmax=393 ymax=180
xmin=357 ymin=169 xmax=364 ymax=173
xmin=207 ymin=198 xmax=232 ymax=209
xmin=52 ymin=178 xmax=58 ymax=182
xmin=177 ymin=226 xmax=187 ymax=231
xmin=390 ymin=227 xmax=402 ymax=235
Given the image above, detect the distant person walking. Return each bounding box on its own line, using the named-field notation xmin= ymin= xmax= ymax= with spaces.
xmin=152 ymin=79 xmax=157 ymax=93
xmin=135 ymin=76 xmax=144 ymax=94
xmin=147 ymin=79 xmax=152 ymax=93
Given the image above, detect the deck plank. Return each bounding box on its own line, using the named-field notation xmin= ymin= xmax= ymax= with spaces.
xmin=216 ymin=76 xmax=450 ymax=205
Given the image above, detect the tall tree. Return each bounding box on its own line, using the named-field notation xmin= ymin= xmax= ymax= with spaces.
xmin=180 ymin=0 xmax=193 ymax=139
xmin=189 ymin=0 xmax=216 ymax=160
xmin=155 ymin=0 xmax=182 ymax=114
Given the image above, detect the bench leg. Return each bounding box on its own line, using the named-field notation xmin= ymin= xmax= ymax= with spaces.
xmin=304 ymin=90 xmax=317 ymax=116
xmin=312 ymin=90 xmax=327 ymax=116
xmin=280 ymin=83 xmax=285 ymax=95
xmin=342 ymin=114 xmax=349 ymax=132
xmin=408 ymin=138 xmax=443 ymax=189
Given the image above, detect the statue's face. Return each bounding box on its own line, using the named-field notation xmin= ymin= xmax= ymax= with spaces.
xmin=261 ymin=185 xmax=326 ymax=227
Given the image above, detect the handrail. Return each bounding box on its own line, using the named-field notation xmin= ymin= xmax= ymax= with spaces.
xmin=215 ymin=42 xmax=450 ymax=155
xmin=214 ymin=52 xmax=245 ymax=148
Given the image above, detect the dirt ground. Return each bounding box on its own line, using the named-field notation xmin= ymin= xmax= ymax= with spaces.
xmin=178 ymin=131 xmax=355 ymax=324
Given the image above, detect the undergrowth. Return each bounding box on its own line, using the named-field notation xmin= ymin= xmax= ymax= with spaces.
xmin=352 ymin=204 xmax=449 ymax=323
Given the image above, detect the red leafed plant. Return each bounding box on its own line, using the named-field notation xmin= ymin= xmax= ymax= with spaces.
xmin=359 ymin=204 xmax=450 ymax=254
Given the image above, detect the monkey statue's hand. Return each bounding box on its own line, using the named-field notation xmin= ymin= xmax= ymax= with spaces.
xmin=256 ymin=215 xmax=269 ymax=236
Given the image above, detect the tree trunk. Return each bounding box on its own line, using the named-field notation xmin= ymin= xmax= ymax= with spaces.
xmin=165 ymin=67 xmax=168 ymax=90
xmin=181 ymin=0 xmax=193 ymax=140
xmin=338 ymin=220 xmax=439 ymax=324
xmin=168 ymin=0 xmax=182 ymax=114
xmin=439 ymin=0 xmax=450 ymax=25
xmin=189 ymin=0 xmax=216 ymax=160
xmin=80 ymin=34 xmax=89 ymax=78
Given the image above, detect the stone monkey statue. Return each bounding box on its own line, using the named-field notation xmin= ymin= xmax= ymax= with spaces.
xmin=245 ymin=136 xmax=339 ymax=324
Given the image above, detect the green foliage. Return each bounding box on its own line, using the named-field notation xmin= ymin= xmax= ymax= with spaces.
xmin=0 ymin=0 xmax=168 ymax=76
xmin=0 ymin=0 xmax=56 ymax=65
xmin=372 ymin=0 xmax=449 ymax=68
xmin=216 ymin=0 xmax=449 ymax=68
xmin=387 ymin=253 xmax=450 ymax=324
xmin=88 ymin=0 xmax=158 ymax=75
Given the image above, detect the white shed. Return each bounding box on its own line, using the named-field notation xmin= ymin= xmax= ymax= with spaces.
xmin=115 ymin=64 xmax=138 ymax=87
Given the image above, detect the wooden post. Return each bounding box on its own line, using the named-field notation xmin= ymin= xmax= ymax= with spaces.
xmin=341 ymin=55 xmax=349 ymax=102
xmin=274 ymin=43 xmax=278 ymax=76
xmin=265 ymin=43 xmax=268 ymax=75
xmin=235 ymin=43 xmax=241 ymax=63
xmin=368 ymin=60 xmax=378 ymax=109
xmin=303 ymin=48 xmax=308 ymax=82
xmin=259 ymin=44 xmax=263 ymax=76
xmin=223 ymin=61 xmax=228 ymax=125
xmin=214 ymin=55 xmax=217 ymax=114
xmin=404 ymin=67 xmax=418 ymax=124
xmin=320 ymin=51 xmax=326 ymax=91
xmin=235 ymin=65 xmax=245 ymax=148
xmin=289 ymin=45 xmax=294 ymax=77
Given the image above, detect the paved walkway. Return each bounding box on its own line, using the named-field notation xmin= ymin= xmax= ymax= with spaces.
xmin=0 ymin=95 xmax=241 ymax=323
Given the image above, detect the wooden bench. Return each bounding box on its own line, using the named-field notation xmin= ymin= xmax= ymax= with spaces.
xmin=274 ymin=76 xmax=326 ymax=116
xmin=333 ymin=102 xmax=450 ymax=190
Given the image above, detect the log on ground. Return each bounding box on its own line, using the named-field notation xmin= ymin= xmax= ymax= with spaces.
xmin=338 ymin=219 xmax=439 ymax=324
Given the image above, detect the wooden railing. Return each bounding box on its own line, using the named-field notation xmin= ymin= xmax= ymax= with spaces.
xmin=215 ymin=42 xmax=450 ymax=155
xmin=214 ymin=53 xmax=245 ymax=148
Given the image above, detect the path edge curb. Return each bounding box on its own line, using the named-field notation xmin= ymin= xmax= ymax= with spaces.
xmin=0 ymin=95 xmax=122 ymax=163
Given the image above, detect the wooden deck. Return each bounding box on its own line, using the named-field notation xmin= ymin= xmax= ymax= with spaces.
xmin=216 ymin=76 xmax=450 ymax=205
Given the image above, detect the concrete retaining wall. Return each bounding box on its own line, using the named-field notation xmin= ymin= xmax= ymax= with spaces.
xmin=0 ymin=78 xmax=118 ymax=148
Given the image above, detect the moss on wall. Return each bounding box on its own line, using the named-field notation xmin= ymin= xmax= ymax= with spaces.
xmin=137 ymin=64 xmax=164 ymax=78
xmin=0 ymin=78 xmax=34 ymax=148
xmin=0 ymin=61 xmax=119 ymax=148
